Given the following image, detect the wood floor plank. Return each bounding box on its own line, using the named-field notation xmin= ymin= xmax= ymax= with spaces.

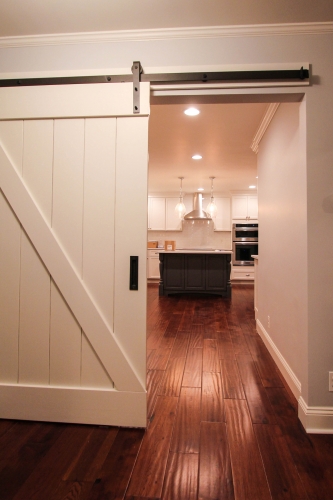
xmin=229 ymin=327 xmax=250 ymax=356
xmin=170 ymin=387 xmax=201 ymax=453
xmin=220 ymin=359 xmax=245 ymax=399
xmin=198 ymin=421 xmax=234 ymax=500
xmin=202 ymin=338 xmax=220 ymax=372
xmin=126 ymin=396 xmax=178 ymax=499
xmin=62 ymin=426 xmax=119 ymax=482
xmin=266 ymin=387 xmax=333 ymax=499
xmin=182 ymin=348 xmax=203 ymax=388
xmin=236 ymin=354 xmax=277 ymax=424
xmin=164 ymin=313 xmax=184 ymax=338
xmin=224 ymin=399 xmax=272 ymax=500
xmin=0 ymin=423 xmax=65 ymax=499
xmin=217 ymin=331 xmax=235 ymax=360
xmin=12 ymin=425 xmax=115 ymax=500
xmin=189 ymin=324 xmax=204 ymax=348
xmin=162 ymin=452 xmax=199 ymax=500
xmin=202 ymin=371 xmax=224 ymax=423
xmin=254 ymin=424 xmax=309 ymax=499
xmin=87 ymin=428 xmax=145 ymax=500
xmin=158 ymin=356 xmax=186 ymax=397
xmin=245 ymin=335 xmax=284 ymax=387
xmin=147 ymin=347 xmax=171 ymax=370
xmin=147 ymin=369 xmax=165 ymax=420
xmin=169 ymin=331 xmax=190 ymax=359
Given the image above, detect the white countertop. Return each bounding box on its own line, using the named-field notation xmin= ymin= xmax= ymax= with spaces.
xmin=159 ymin=249 xmax=232 ymax=254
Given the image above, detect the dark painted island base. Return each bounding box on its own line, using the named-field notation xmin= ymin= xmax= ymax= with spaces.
xmin=159 ymin=252 xmax=232 ymax=298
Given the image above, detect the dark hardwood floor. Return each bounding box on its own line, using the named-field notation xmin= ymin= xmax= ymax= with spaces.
xmin=1 ymin=284 xmax=333 ymax=499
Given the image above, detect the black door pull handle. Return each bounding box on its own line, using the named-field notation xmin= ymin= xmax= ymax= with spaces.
xmin=130 ymin=256 xmax=139 ymax=290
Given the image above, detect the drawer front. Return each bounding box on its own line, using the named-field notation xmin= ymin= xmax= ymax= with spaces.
xmin=232 ymin=269 xmax=254 ymax=280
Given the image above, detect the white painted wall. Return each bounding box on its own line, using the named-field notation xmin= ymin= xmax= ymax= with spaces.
xmin=257 ymin=102 xmax=308 ymax=398
xmin=0 ymin=21 xmax=332 ymax=427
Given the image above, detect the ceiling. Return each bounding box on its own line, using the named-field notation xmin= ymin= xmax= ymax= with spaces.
xmin=0 ymin=0 xmax=332 ymax=37
xmin=148 ymin=101 xmax=268 ymax=195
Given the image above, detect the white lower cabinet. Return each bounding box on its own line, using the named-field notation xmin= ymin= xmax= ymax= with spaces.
xmin=231 ymin=265 xmax=254 ymax=281
xmin=147 ymin=250 xmax=161 ymax=279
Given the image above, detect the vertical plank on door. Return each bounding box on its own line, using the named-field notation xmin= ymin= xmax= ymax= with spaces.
xmin=18 ymin=120 xmax=54 ymax=385
xmin=50 ymin=119 xmax=84 ymax=387
xmin=52 ymin=119 xmax=84 ymax=276
xmin=82 ymin=117 xmax=116 ymax=328
xmin=0 ymin=193 xmax=21 ymax=382
xmin=19 ymin=233 xmax=51 ymax=384
xmin=0 ymin=120 xmax=24 ymax=174
xmin=23 ymin=120 xmax=53 ymax=223
xmin=50 ymin=281 xmax=81 ymax=386
xmin=80 ymin=118 xmax=117 ymax=387
xmin=114 ymin=116 xmax=149 ymax=389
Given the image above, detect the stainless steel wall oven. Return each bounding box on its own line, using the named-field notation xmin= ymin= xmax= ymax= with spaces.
xmin=232 ymin=223 xmax=258 ymax=266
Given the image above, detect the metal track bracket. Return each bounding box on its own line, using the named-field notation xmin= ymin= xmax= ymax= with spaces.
xmin=132 ymin=61 xmax=142 ymax=114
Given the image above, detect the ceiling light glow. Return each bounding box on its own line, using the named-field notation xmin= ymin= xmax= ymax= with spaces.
xmin=192 ymin=154 xmax=202 ymax=160
xmin=184 ymin=107 xmax=200 ymax=116
xmin=198 ymin=187 xmax=204 ymax=191
xmin=249 ymin=185 xmax=256 ymax=189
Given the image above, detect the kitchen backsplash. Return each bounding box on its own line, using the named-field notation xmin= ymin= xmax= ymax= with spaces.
xmin=148 ymin=220 xmax=232 ymax=250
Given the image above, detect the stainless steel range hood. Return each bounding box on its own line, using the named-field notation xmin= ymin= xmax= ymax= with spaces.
xmin=184 ymin=193 xmax=212 ymax=220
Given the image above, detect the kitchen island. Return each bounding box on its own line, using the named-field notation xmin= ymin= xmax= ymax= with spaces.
xmin=159 ymin=250 xmax=232 ymax=297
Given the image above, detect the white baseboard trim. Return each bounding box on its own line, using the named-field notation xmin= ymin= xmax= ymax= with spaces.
xmin=256 ymin=320 xmax=333 ymax=434
xmin=256 ymin=319 xmax=301 ymax=399
xmin=298 ymin=397 xmax=333 ymax=434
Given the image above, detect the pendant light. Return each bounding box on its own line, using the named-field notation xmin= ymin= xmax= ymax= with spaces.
xmin=206 ymin=176 xmax=218 ymax=218
xmin=175 ymin=177 xmax=186 ymax=220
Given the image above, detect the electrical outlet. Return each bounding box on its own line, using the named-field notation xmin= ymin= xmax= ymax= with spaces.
xmin=329 ymin=372 xmax=333 ymax=392
xmin=268 ymin=315 xmax=270 ymax=328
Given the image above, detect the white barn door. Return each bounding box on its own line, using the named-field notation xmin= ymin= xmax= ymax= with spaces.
xmin=0 ymin=83 xmax=149 ymax=427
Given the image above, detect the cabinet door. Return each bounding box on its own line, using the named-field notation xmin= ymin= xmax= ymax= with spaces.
xmin=231 ymin=196 xmax=248 ymax=219
xmin=184 ymin=254 xmax=205 ymax=290
xmin=148 ymin=197 xmax=165 ymax=230
xmin=148 ymin=251 xmax=160 ymax=279
xmin=163 ymin=253 xmax=184 ymax=290
xmin=213 ymin=197 xmax=231 ymax=231
xmin=165 ymin=197 xmax=182 ymax=230
xmin=206 ymin=254 xmax=229 ymax=291
xmin=247 ymin=196 xmax=258 ymax=219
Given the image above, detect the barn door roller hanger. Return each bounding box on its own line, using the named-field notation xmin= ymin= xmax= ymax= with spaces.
xmin=0 ymin=61 xmax=310 ymax=114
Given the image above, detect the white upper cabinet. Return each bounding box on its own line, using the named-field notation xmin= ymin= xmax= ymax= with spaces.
xmin=232 ymin=195 xmax=258 ymax=220
xmin=213 ymin=197 xmax=231 ymax=231
xmin=148 ymin=197 xmax=165 ymax=230
xmin=165 ymin=197 xmax=182 ymax=230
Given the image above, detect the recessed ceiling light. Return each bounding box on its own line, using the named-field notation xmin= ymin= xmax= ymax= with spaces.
xmin=249 ymin=185 xmax=256 ymax=189
xmin=198 ymin=188 xmax=204 ymax=191
xmin=192 ymin=154 xmax=202 ymax=160
xmin=184 ymin=107 xmax=200 ymax=116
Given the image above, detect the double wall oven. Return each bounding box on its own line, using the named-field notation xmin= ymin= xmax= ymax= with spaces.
xmin=232 ymin=223 xmax=258 ymax=266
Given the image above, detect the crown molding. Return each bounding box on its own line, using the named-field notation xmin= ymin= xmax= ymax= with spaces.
xmin=251 ymin=103 xmax=280 ymax=154
xmin=0 ymin=22 xmax=332 ymax=48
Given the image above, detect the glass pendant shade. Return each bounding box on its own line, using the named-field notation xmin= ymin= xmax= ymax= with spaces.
xmin=175 ymin=177 xmax=186 ymax=220
xmin=175 ymin=199 xmax=186 ymax=219
xmin=206 ymin=176 xmax=218 ymax=218
xmin=206 ymin=198 xmax=218 ymax=218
